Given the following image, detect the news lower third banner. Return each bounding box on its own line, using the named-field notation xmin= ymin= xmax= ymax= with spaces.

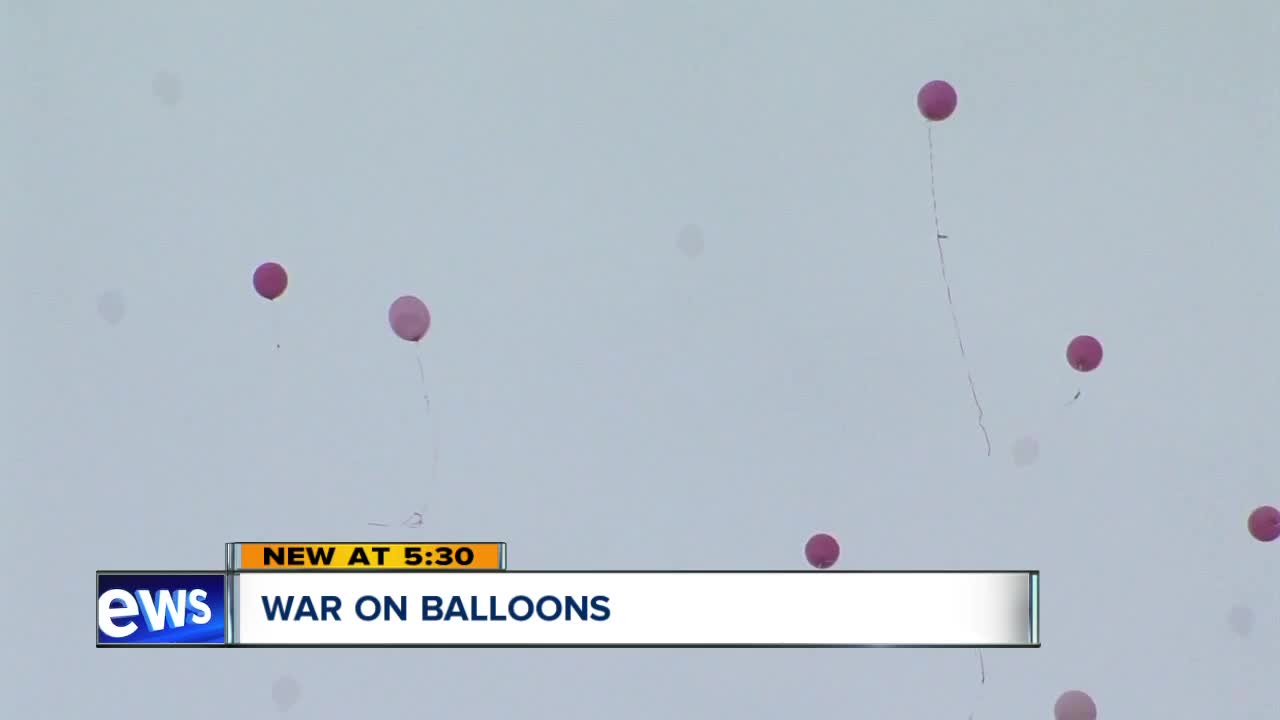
xmin=97 ymin=569 xmax=1040 ymax=647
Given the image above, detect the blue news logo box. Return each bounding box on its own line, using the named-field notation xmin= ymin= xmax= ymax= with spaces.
xmin=97 ymin=572 xmax=227 ymax=646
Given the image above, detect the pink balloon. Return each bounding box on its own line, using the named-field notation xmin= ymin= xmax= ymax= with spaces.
xmin=1054 ymin=690 xmax=1097 ymax=720
xmin=1066 ymin=335 xmax=1103 ymax=372
xmin=1248 ymin=505 xmax=1280 ymax=542
xmin=804 ymin=533 xmax=839 ymax=569
xmin=917 ymin=80 xmax=957 ymax=122
xmin=253 ymin=262 xmax=288 ymax=301
xmin=389 ymin=295 xmax=431 ymax=342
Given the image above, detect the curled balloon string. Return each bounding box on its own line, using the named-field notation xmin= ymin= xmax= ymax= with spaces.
xmin=927 ymin=124 xmax=991 ymax=457
xmin=404 ymin=508 xmax=424 ymax=528
xmin=367 ymin=505 xmax=426 ymax=529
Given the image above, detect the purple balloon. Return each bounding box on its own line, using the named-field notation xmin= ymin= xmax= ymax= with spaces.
xmin=804 ymin=533 xmax=840 ymax=569
xmin=1248 ymin=505 xmax=1280 ymax=542
xmin=1054 ymin=690 xmax=1097 ymax=720
xmin=389 ymin=295 xmax=431 ymax=342
xmin=1066 ymin=335 xmax=1103 ymax=372
xmin=917 ymin=80 xmax=957 ymax=122
xmin=253 ymin=262 xmax=288 ymax=301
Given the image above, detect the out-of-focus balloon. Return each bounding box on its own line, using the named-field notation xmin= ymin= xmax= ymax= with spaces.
xmin=152 ymin=71 xmax=182 ymax=106
xmin=389 ymin=295 xmax=431 ymax=342
xmin=1054 ymin=690 xmax=1097 ymax=720
xmin=97 ymin=290 xmax=126 ymax=325
xmin=1227 ymin=604 xmax=1255 ymax=637
xmin=677 ymin=224 xmax=704 ymax=258
xmin=1011 ymin=436 xmax=1040 ymax=467
xmin=917 ymin=80 xmax=957 ymax=122
xmin=271 ymin=675 xmax=300 ymax=712
xmin=253 ymin=262 xmax=288 ymax=301
xmin=1066 ymin=335 xmax=1103 ymax=372
xmin=1248 ymin=505 xmax=1280 ymax=542
xmin=804 ymin=533 xmax=839 ymax=569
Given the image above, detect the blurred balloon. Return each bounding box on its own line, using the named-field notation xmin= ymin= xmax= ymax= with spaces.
xmin=1248 ymin=505 xmax=1280 ymax=542
xmin=271 ymin=675 xmax=300 ymax=712
xmin=253 ymin=262 xmax=288 ymax=301
xmin=1227 ymin=604 xmax=1255 ymax=637
xmin=389 ymin=295 xmax=431 ymax=342
xmin=151 ymin=71 xmax=182 ymax=106
xmin=1054 ymin=690 xmax=1096 ymax=720
xmin=96 ymin=290 xmax=126 ymax=325
xmin=1011 ymin=436 xmax=1040 ymax=467
xmin=1066 ymin=335 xmax=1103 ymax=372
xmin=677 ymin=224 xmax=704 ymax=258
xmin=804 ymin=533 xmax=839 ymax=569
xmin=917 ymin=80 xmax=957 ymax=122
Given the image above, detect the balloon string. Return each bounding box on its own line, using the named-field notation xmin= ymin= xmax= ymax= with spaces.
xmin=1042 ymin=389 xmax=1082 ymax=432
xmin=368 ymin=354 xmax=433 ymax=531
xmin=416 ymin=354 xmax=428 ymax=405
xmin=967 ymin=649 xmax=986 ymax=720
xmin=368 ymin=506 xmax=424 ymax=528
xmin=1017 ymin=389 xmax=1078 ymax=444
xmin=415 ymin=350 xmax=438 ymax=511
xmin=927 ymin=124 xmax=991 ymax=457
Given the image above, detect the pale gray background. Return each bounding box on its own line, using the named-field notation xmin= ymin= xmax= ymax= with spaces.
xmin=3 ymin=1 xmax=1277 ymax=717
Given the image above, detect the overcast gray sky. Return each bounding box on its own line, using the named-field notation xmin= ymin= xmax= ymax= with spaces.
xmin=3 ymin=1 xmax=1278 ymax=717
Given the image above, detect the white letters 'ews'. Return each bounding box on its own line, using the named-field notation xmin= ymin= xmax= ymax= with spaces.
xmin=98 ymin=589 xmax=212 ymax=638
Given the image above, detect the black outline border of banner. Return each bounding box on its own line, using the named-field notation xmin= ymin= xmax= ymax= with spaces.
xmin=97 ymin=570 xmax=1041 ymax=649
